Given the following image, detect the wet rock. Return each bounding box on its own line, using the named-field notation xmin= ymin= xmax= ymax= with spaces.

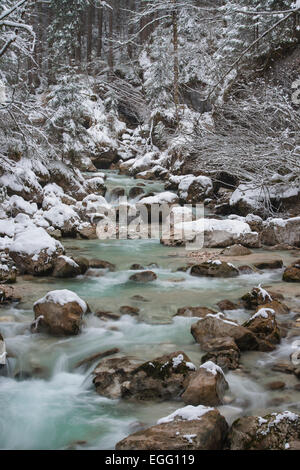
xmin=53 ymin=256 xmax=81 ymax=278
xmin=77 ymin=224 xmax=98 ymax=240
xmin=93 ymin=357 xmax=141 ymax=399
xmin=119 ymin=306 xmax=140 ymax=316
xmin=200 ymin=337 xmax=240 ymax=371
xmin=46 ymin=228 xmax=62 ymax=240
xmin=131 ymin=295 xmax=149 ymax=302
xmin=33 ymin=289 xmax=89 ymax=336
xmin=191 ymin=313 xmax=258 ymax=352
xmin=175 ymin=306 xmax=217 ymax=318
xmin=122 ymin=352 xmax=196 ymax=401
xmin=0 ymin=285 xmax=21 ymax=304
xmin=266 ymin=381 xmax=285 ymax=391
xmin=182 ymin=362 xmax=229 ymax=406
xmin=238 ymin=265 xmax=254 ymax=274
xmin=241 ymin=286 xmax=273 ymax=310
xmin=130 ymin=264 xmax=144 ymax=270
xmin=129 ymin=271 xmax=157 ymax=283
xmin=257 ymin=300 xmax=290 ymax=316
xmin=271 ymin=362 xmax=295 ymax=375
xmin=190 ymin=261 xmax=239 ymax=278
xmin=128 ymin=187 xmax=145 ymax=199
xmin=216 ymin=300 xmax=240 ymax=311
xmin=283 ymin=260 xmax=300 ymax=283
xmin=72 ymin=257 xmax=89 ymax=275
xmin=243 ymin=308 xmax=281 ymax=352
xmin=253 ymin=259 xmax=283 ymax=270
xmin=0 ymin=264 xmax=17 ymax=284
xmin=89 ymin=259 xmax=116 ymax=271
xmin=228 ymin=411 xmax=300 ymax=450
xmin=221 ymin=244 xmax=252 ymax=256
xmin=94 ymin=310 xmax=121 ymax=321
xmin=116 ymin=406 xmax=228 ymax=450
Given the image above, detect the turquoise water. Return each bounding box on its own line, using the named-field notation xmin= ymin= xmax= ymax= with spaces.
xmin=0 ymin=171 xmax=299 ymax=450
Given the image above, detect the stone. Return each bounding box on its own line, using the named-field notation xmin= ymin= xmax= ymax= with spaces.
xmin=257 ymin=300 xmax=290 ymax=316
xmin=253 ymin=259 xmax=283 ymax=270
xmin=190 ymin=261 xmax=239 ymax=278
xmin=228 ymin=411 xmax=300 ymax=450
xmin=119 ymin=306 xmax=140 ymax=316
xmin=109 ymin=187 xmax=126 ymax=200
xmin=216 ymin=300 xmax=240 ymax=311
xmin=89 ymin=259 xmax=116 ymax=271
xmin=175 ymin=306 xmax=217 ymax=318
xmin=0 ymin=285 xmax=21 ymax=304
xmin=241 ymin=286 xmax=273 ymax=310
xmin=182 ymin=362 xmax=229 ymax=406
xmin=122 ymin=352 xmax=196 ymax=401
xmin=75 ymin=348 xmax=120 ymax=369
xmin=283 ymin=260 xmax=300 ymax=283
xmin=266 ymin=381 xmax=285 ymax=391
xmin=243 ymin=308 xmax=281 ymax=352
xmin=94 ymin=311 xmax=121 ymax=321
xmin=191 ymin=313 xmax=258 ymax=351
xmin=261 ymin=217 xmax=300 ymax=247
xmin=33 ymin=290 xmax=88 ymax=336
xmin=130 ymin=264 xmax=144 ymax=270
xmin=53 ymin=256 xmax=81 ymax=278
xmin=271 ymin=362 xmax=295 ymax=375
xmin=129 ymin=271 xmax=157 ymax=283
xmin=221 ymin=244 xmax=252 ymax=256
xmin=78 ymin=224 xmax=97 ymax=240
xmin=200 ymin=338 xmax=240 ymax=371
xmin=93 ymin=357 xmax=139 ymax=399
xmin=116 ymin=407 xmax=228 ymax=450
xmin=238 ymin=265 xmax=254 ymax=274
xmin=72 ymin=257 xmax=89 ymax=275
xmin=128 ymin=187 xmax=145 ymax=199
xmin=0 ymin=264 xmax=17 ymax=284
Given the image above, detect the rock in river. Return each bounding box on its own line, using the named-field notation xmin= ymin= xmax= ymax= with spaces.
xmin=129 ymin=271 xmax=157 ymax=283
xmin=33 ymin=289 xmax=89 ymax=336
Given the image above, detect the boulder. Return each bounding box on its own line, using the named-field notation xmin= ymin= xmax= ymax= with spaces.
xmin=33 ymin=290 xmax=89 ymax=336
xmin=128 ymin=187 xmax=145 ymax=199
xmin=89 ymin=259 xmax=116 ymax=271
xmin=241 ymin=285 xmax=273 ymax=310
xmin=216 ymin=300 xmax=240 ymax=311
xmin=116 ymin=406 xmax=228 ymax=450
xmin=0 ymin=285 xmax=21 ymax=304
xmin=53 ymin=256 xmax=81 ymax=278
xmin=122 ymin=352 xmax=196 ymax=401
xmin=238 ymin=265 xmax=254 ymax=274
xmin=257 ymin=300 xmax=290 ymax=316
xmin=109 ymin=187 xmax=126 ymax=200
xmin=77 ymin=223 xmax=97 ymax=240
xmin=178 ymin=176 xmax=213 ymax=203
xmin=228 ymin=411 xmax=300 ymax=450
xmin=10 ymin=226 xmax=64 ymax=276
xmin=73 ymin=257 xmax=89 ymax=275
xmin=175 ymin=306 xmax=217 ymax=318
xmin=200 ymin=337 xmax=240 ymax=371
xmin=283 ymin=260 xmax=300 ymax=283
xmin=119 ymin=306 xmax=140 ymax=316
xmin=129 ymin=271 xmax=157 ymax=283
xmin=261 ymin=217 xmax=300 ymax=247
xmin=253 ymin=259 xmax=283 ymax=270
xmin=191 ymin=313 xmax=258 ymax=351
xmin=243 ymin=308 xmax=281 ymax=351
xmin=221 ymin=244 xmax=252 ymax=256
xmin=0 ymin=263 xmax=17 ymax=284
xmin=190 ymin=261 xmax=239 ymax=278
xmin=182 ymin=361 xmax=229 ymax=406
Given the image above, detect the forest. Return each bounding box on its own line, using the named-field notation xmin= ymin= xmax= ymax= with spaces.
xmin=0 ymin=0 xmax=300 ymax=453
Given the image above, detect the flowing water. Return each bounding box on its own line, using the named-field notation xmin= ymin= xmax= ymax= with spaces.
xmin=0 ymin=171 xmax=300 ymax=450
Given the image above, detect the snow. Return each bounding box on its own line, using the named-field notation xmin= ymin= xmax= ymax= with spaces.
xmin=204 ymin=312 xmax=238 ymax=327
xmin=43 ymin=204 xmax=79 ymax=230
xmin=9 ymin=226 xmax=63 ymax=256
xmin=250 ymin=308 xmax=275 ymax=321
xmin=183 ymin=434 xmax=197 ymax=444
xmin=34 ymin=289 xmax=87 ymax=313
xmin=57 ymin=255 xmax=79 ymax=268
xmin=139 ymin=191 xmax=178 ymax=205
xmin=157 ymin=405 xmax=214 ymax=425
xmin=200 ymin=361 xmax=224 ymax=377
xmin=255 ymin=284 xmax=272 ymax=302
xmin=175 ymin=218 xmax=254 ymax=237
xmin=0 ymin=218 xmax=15 ymax=237
xmin=178 ymin=175 xmax=212 ymax=199
xmin=6 ymin=195 xmax=37 ymax=216
xmin=172 ymin=354 xmax=196 ymax=371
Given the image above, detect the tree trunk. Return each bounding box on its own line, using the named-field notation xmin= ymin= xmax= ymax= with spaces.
xmin=97 ymin=4 xmax=103 ymax=58
xmin=172 ymin=0 xmax=179 ymax=122
xmin=87 ymin=3 xmax=94 ymax=64
xmin=108 ymin=3 xmax=114 ymax=77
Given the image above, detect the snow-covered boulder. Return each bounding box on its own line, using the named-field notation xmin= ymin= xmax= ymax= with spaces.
xmin=138 ymin=191 xmax=179 ymax=206
xmin=178 ymin=175 xmax=213 ymax=203
xmin=84 ymin=177 xmax=106 ymax=196
xmin=173 ymin=218 xmax=260 ymax=248
xmin=261 ymin=217 xmax=300 ymax=247
xmin=3 ymin=195 xmax=38 ymax=218
xmin=33 ymin=289 xmax=89 ymax=336
xmin=243 ymin=308 xmax=280 ymax=352
xmin=9 ymin=226 xmax=64 ymax=276
xmin=190 ymin=260 xmax=239 ymax=278
xmin=116 ymin=406 xmax=228 ymax=450
xmin=53 ymin=255 xmax=81 ymax=278
xmin=182 ymin=361 xmax=229 ymax=406
xmin=43 ymin=203 xmax=80 ymax=236
xmin=230 ymin=181 xmax=300 ymax=217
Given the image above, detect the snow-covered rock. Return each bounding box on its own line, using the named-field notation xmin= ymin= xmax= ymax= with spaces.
xmin=9 ymin=226 xmax=64 ymax=276
xmin=43 ymin=203 xmax=80 ymax=236
xmin=33 ymin=289 xmax=89 ymax=336
xmin=178 ymin=175 xmax=213 ymax=203
xmin=261 ymin=217 xmax=300 ymax=247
